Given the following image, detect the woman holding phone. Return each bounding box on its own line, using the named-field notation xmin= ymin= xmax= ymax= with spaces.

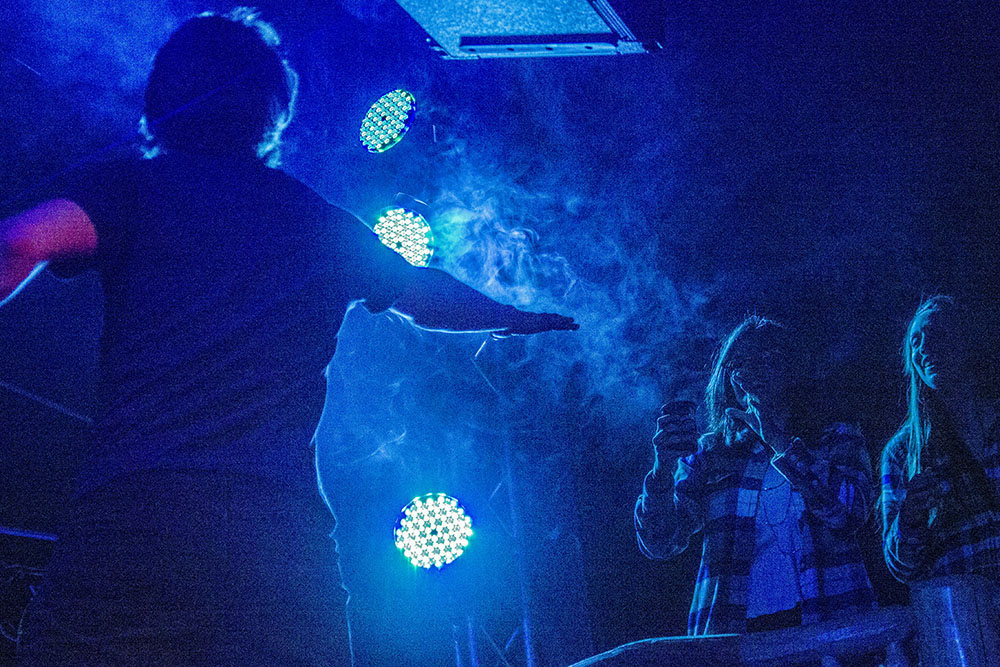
xmin=634 ymin=315 xmax=876 ymax=635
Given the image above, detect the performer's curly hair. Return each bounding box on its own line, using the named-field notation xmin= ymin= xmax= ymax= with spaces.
xmin=140 ymin=7 xmax=298 ymax=166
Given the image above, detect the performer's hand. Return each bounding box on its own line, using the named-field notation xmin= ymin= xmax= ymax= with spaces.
xmin=652 ymin=400 xmax=698 ymax=473
xmin=898 ymin=469 xmax=945 ymax=530
xmin=494 ymin=310 xmax=578 ymax=337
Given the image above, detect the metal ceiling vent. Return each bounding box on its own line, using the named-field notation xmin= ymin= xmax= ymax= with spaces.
xmin=394 ymin=0 xmax=665 ymax=58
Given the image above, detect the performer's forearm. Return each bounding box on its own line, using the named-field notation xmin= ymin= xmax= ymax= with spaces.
xmin=391 ymin=267 xmax=520 ymax=332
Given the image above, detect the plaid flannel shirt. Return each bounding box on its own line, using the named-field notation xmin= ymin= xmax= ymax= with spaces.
xmin=635 ymin=423 xmax=877 ymax=635
xmin=881 ymin=429 xmax=1000 ymax=583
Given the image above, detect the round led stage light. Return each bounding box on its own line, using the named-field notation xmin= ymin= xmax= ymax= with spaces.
xmin=394 ymin=493 xmax=473 ymax=569
xmin=374 ymin=207 xmax=434 ymax=267
xmin=360 ymin=89 xmax=417 ymax=153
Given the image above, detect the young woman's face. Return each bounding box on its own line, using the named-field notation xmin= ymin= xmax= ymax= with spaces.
xmin=731 ymin=353 xmax=792 ymax=409
xmin=914 ymin=313 xmax=974 ymax=393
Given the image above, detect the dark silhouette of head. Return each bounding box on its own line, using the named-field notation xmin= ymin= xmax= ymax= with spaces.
xmin=141 ymin=7 xmax=297 ymax=165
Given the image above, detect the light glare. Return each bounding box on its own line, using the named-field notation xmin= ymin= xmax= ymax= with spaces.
xmin=373 ymin=207 xmax=434 ymax=267
xmin=360 ymin=89 xmax=417 ymax=153
xmin=394 ymin=493 xmax=473 ymax=569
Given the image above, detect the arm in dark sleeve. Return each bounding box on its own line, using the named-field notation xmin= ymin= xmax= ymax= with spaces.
xmin=346 ymin=218 xmax=569 ymax=333
xmin=391 ymin=267 xmax=525 ymax=332
xmin=770 ymin=423 xmax=873 ymax=534
xmin=880 ymin=440 xmax=931 ymax=582
xmin=634 ymin=453 xmax=706 ymax=560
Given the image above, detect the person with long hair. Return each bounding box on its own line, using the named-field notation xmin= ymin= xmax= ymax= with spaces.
xmin=1 ymin=9 xmax=575 ymax=665
xmin=635 ymin=316 xmax=876 ymax=635
xmin=881 ymin=296 xmax=1000 ymax=583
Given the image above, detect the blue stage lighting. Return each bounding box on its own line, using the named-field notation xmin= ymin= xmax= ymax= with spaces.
xmin=373 ymin=207 xmax=434 ymax=267
xmin=394 ymin=493 xmax=473 ymax=569
xmin=360 ymin=89 xmax=417 ymax=153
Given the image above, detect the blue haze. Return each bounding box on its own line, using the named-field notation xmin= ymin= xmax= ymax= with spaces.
xmin=1 ymin=1 xmax=999 ymax=664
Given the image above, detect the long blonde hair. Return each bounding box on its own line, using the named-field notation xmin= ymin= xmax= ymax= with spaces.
xmin=898 ymin=296 xmax=952 ymax=479
xmin=894 ymin=294 xmax=999 ymax=520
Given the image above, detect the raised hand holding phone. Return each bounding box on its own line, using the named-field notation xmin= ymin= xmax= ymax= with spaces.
xmin=652 ymin=400 xmax=698 ymax=473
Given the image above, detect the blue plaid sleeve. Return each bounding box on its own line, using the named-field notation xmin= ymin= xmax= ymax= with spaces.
xmin=771 ymin=423 xmax=873 ymax=533
xmin=635 ymin=453 xmax=706 ymax=560
xmin=880 ymin=434 xmax=931 ymax=582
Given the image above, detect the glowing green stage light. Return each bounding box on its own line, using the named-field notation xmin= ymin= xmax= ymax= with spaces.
xmin=394 ymin=493 xmax=473 ymax=569
xmin=373 ymin=207 xmax=434 ymax=267
xmin=360 ymin=89 xmax=417 ymax=153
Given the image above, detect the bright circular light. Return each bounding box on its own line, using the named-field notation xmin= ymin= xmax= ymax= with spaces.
xmin=394 ymin=493 xmax=473 ymax=569
xmin=360 ymin=89 xmax=417 ymax=153
xmin=373 ymin=207 xmax=434 ymax=267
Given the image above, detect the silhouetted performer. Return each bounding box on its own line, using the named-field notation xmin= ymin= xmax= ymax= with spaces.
xmin=881 ymin=296 xmax=1000 ymax=583
xmin=0 ymin=9 xmax=576 ymax=665
xmin=635 ymin=316 xmax=875 ymax=635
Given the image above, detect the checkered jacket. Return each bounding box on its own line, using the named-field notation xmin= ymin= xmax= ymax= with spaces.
xmin=635 ymin=423 xmax=877 ymax=635
xmin=881 ymin=429 xmax=1000 ymax=583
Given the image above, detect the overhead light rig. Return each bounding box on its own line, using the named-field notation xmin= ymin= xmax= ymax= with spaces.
xmin=394 ymin=0 xmax=666 ymax=59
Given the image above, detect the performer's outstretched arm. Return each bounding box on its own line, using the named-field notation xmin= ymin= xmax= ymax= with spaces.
xmin=343 ymin=212 xmax=576 ymax=335
xmin=391 ymin=267 xmax=577 ymax=335
xmin=0 ymin=199 xmax=96 ymax=305
xmin=2 ymin=198 xmax=578 ymax=336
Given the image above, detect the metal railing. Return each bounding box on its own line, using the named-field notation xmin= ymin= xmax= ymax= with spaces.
xmin=570 ymin=575 xmax=1000 ymax=667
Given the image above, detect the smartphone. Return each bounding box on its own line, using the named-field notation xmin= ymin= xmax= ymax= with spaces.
xmin=660 ymin=400 xmax=696 ymax=418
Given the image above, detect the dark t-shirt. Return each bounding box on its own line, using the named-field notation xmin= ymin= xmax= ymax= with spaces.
xmin=48 ymin=152 xmax=416 ymax=498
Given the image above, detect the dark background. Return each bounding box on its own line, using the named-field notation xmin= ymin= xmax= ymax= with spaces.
xmin=1 ymin=1 xmax=999 ymax=664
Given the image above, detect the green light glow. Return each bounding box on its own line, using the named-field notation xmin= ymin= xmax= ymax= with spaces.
xmin=373 ymin=207 xmax=434 ymax=267
xmin=394 ymin=493 xmax=473 ymax=569
xmin=360 ymin=89 xmax=417 ymax=153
